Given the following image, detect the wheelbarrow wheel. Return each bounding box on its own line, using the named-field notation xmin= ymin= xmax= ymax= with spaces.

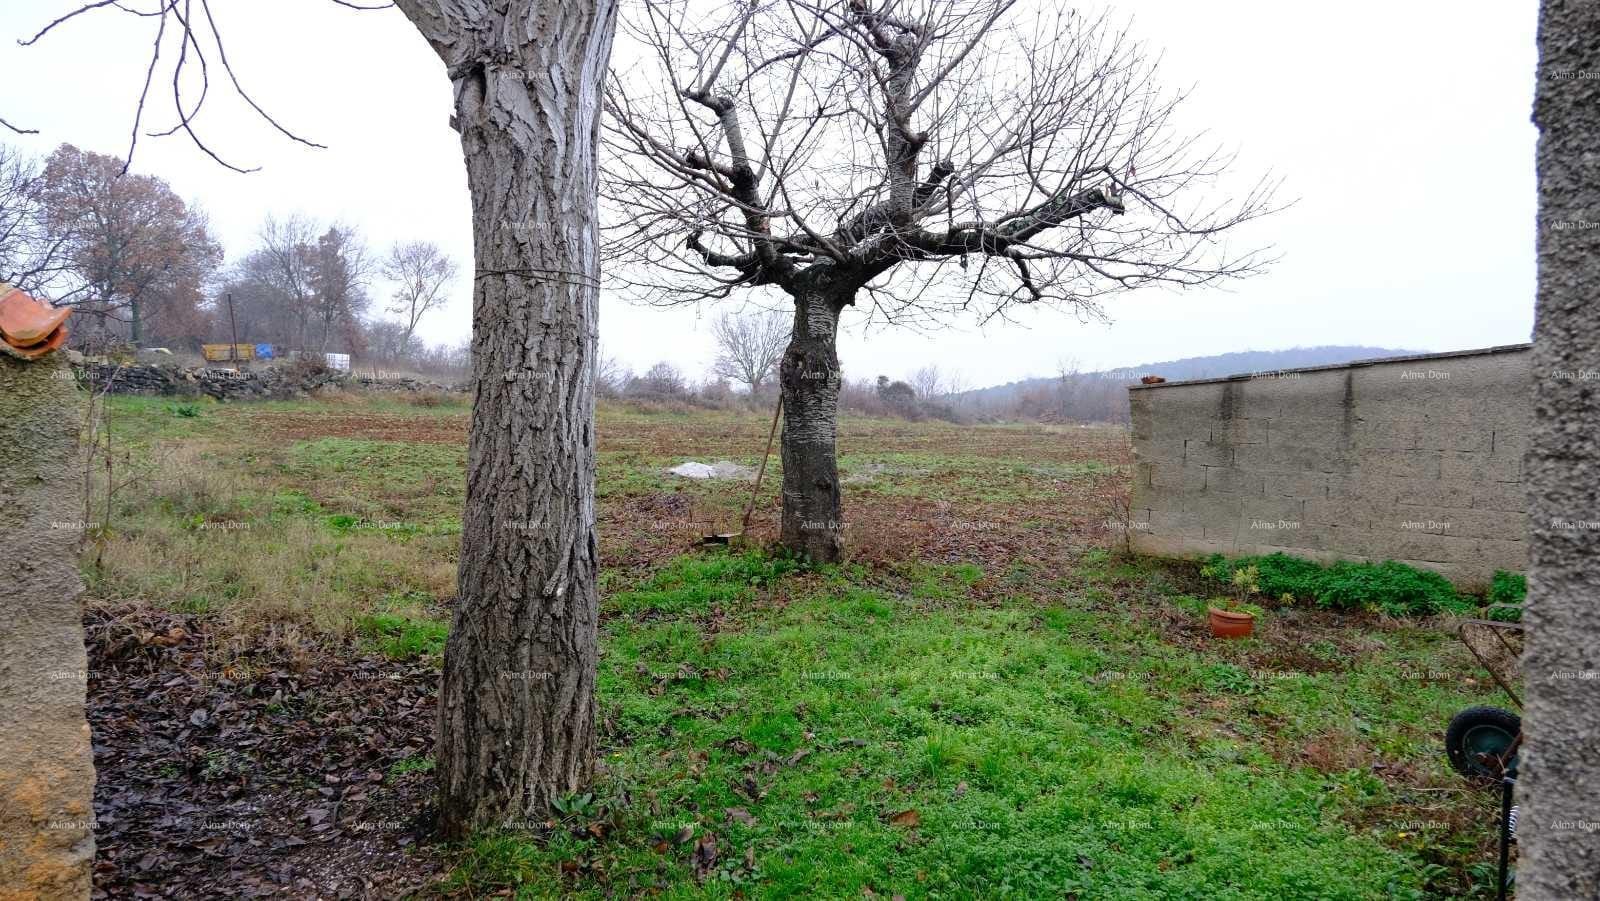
xmin=1445 ymin=706 xmax=1521 ymax=780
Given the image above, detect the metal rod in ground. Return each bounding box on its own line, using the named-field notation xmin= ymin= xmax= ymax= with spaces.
xmin=741 ymin=396 xmax=783 ymax=534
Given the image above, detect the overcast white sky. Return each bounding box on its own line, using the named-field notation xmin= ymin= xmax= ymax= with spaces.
xmin=0 ymin=1 xmax=1538 ymax=387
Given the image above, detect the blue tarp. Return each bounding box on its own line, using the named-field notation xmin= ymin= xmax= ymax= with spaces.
xmin=254 ymin=343 xmax=274 ymax=360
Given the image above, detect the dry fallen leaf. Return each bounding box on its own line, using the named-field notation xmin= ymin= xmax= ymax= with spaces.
xmin=692 ymin=834 xmax=719 ymax=881
xmin=886 ymin=809 xmax=921 ymax=828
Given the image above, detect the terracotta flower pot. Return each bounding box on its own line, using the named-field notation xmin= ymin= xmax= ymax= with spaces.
xmin=1208 ymin=607 xmax=1255 ymax=639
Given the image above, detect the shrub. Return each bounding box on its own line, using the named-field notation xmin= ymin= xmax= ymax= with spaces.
xmin=1316 ymin=560 xmax=1468 ymax=617
xmin=1200 ymin=553 xmax=1469 ymax=617
xmin=1486 ymin=570 xmax=1526 ymax=622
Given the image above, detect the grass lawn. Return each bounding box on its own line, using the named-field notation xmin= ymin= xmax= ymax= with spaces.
xmin=87 ymin=393 xmax=1513 ymax=898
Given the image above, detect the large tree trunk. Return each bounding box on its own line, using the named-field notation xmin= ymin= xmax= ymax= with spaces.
xmin=778 ymin=285 xmax=847 ymax=563
xmin=1520 ymin=1 xmax=1600 ymax=895
xmin=395 ymin=0 xmax=617 ymax=840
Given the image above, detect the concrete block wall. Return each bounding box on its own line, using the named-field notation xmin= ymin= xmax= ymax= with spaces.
xmin=1126 ymin=344 xmax=1531 ymax=588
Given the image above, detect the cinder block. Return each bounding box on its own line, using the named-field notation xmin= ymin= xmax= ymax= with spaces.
xmin=1491 ymin=431 xmax=1526 ymax=461
xmin=1384 ymin=507 xmax=1514 ymax=538
xmin=1264 ymin=470 xmax=1331 ymax=498
xmin=1474 ymin=480 xmax=1530 ymax=512
xmin=1468 ymin=536 xmax=1530 ymax=572
xmin=1441 ymin=450 xmax=1521 ymax=483
xmin=1236 ymin=443 xmax=1348 ymax=475
xmin=1354 ymin=418 xmax=1424 ymax=451
xmin=1149 ymin=462 xmax=1207 ymax=492
xmin=1200 ymin=466 xmax=1264 ymax=497
xmin=1242 ymin=495 xmax=1308 ymax=527
xmin=1324 ymin=473 xmax=1364 ymax=499
xmin=1347 ymin=528 xmax=1472 ymax=564
xmin=1132 ymin=486 xmax=1193 ymax=516
xmin=1271 ymin=417 xmax=1345 ymax=447
xmin=1419 ymin=426 xmax=1495 ymax=454
xmin=1395 ymin=479 xmax=1477 ymax=508
xmin=1138 ymin=439 xmax=1188 ymax=465
xmin=1150 ymin=508 xmax=1202 ymax=537
xmin=1130 ymin=532 xmax=1231 ymax=560
xmin=1243 ymin=524 xmax=1326 ymax=552
xmin=1184 ymin=437 xmax=1236 ymax=466
xmin=1358 ymin=450 xmax=1443 ymax=480
xmin=1200 ymin=516 xmax=1241 ymax=545
xmin=1215 ymin=416 xmax=1269 ymax=446
xmin=1304 ymin=497 xmax=1380 ymax=528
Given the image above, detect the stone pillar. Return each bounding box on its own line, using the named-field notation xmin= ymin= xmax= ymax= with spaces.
xmin=0 ymin=352 xmax=95 ymax=900
xmin=1521 ymin=2 xmax=1600 ymax=896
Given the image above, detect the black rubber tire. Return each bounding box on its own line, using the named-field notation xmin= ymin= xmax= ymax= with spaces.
xmin=1445 ymin=705 xmax=1521 ymax=780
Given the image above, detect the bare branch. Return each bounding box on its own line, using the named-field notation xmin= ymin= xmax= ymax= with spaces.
xmin=12 ymin=0 xmax=385 ymax=170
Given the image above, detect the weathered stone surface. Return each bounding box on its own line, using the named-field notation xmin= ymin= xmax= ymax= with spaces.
xmin=1126 ymin=345 xmax=1531 ymax=587
xmin=0 ymin=354 xmax=94 ymax=900
xmin=1520 ymin=3 xmax=1600 ymax=894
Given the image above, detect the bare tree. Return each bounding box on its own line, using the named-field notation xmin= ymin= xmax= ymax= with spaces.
xmin=17 ymin=0 xmax=620 ymax=838
xmin=909 ymin=364 xmax=945 ymax=401
xmin=596 ymin=352 xmax=630 ymax=398
xmin=383 ymin=240 xmax=459 ymax=355
xmin=1054 ymin=357 xmax=1082 ymax=420
xmin=603 ymin=0 xmax=1278 ymax=561
xmin=257 ymin=215 xmax=320 ymax=351
xmin=711 ymin=309 xmax=787 ymax=393
xmin=0 ymin=143 xmax=71 ymax=296
xmin=630 ymin=360 xmax=689 ymax=398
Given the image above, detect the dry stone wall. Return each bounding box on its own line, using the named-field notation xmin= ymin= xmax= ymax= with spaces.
xmin=71 ymin=361 xmax=466 ymax=400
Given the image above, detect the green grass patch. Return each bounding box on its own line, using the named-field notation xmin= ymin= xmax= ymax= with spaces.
xmin=608 ymin=550 xmax=803 ymax=616
xmin=449 ymin=550 xmax=1507 ymax=899
xmin=389 ymin=754 xmax=436 ymax=777
xmin=356 ymin=613 xmax=448 ymax=660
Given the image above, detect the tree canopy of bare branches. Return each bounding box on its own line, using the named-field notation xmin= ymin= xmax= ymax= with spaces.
xmin=0 ymin=145 xmax=72 ymax=296
xmin=383 ymin=240 xmax=459 ymax=355
xmin=711 ymin=309 xmax=788 ymax=392
xmin=603 ymin=0 xmax=1278 ymax=560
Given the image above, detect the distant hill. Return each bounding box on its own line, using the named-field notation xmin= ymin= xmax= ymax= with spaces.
xmin=957 ymin=346 xmax=1426 ymax=423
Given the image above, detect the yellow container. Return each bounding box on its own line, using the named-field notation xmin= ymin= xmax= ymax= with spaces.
xmin=201 ymin=343 xmax=254 ymax=362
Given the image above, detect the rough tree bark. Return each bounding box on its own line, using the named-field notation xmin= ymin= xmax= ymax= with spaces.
xmin=393 ymin=0 xmax=618 ymax=838
xmin=778 ymin=273 xmax=852 ymax=562
xmin=1520 ymin=1 xmax=1600 ymax=895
